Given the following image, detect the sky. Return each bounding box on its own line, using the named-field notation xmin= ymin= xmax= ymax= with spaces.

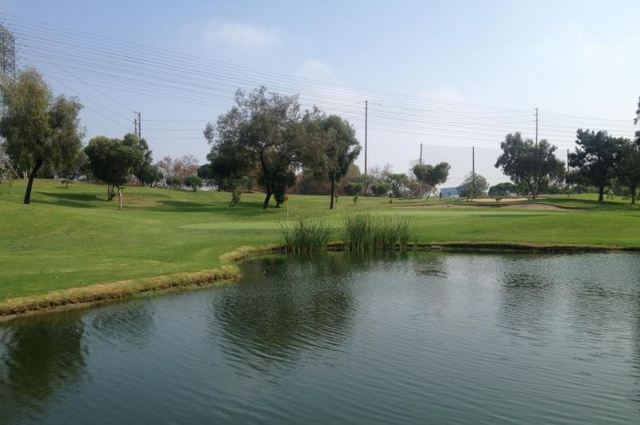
xmin=2 ymin=0 xmax=639 ymax=186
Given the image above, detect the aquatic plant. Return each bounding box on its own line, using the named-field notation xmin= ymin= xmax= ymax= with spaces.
xmin=343 ymin=211 xmax=411 ymax=251
xmin=281 ymin=217 xmax=331 ymax=253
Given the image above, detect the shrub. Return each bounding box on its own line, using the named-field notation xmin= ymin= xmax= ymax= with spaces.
xmin=185 ymin=175 xmax=203 ymax=192
xmin=343 ymin=182 xmax=362 ymax=197
xmin=370 ymin=182 xmax=388 ymax=197
xmin=165 ymin=176 xmax=181 ymax=188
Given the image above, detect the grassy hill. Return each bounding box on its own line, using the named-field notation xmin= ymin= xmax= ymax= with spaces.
xmin=2 ymin=179 xmax=640 ymax=304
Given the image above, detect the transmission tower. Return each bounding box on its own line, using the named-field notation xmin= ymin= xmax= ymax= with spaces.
xmin=0 ymin=24 xmax=16 ymax=116
xmin=0 ymin=24 xmax=16 ymax=114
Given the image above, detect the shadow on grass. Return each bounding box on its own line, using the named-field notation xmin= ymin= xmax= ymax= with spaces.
xmin=33 ymin=192 xmax=100 ymax=208
xmin=540 ymin=197 xmax=640 ymax=210
xmin=154 ymin=199 xmax=284 ymax=217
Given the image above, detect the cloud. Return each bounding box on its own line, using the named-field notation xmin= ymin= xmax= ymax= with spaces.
xmin=202 ymin=21 xmax=280 ymax=48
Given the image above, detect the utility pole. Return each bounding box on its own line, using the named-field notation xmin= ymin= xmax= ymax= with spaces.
xmin=419 ymin=143 xmax=423 ymax=164
xmin=471 ymin=146 xmax=476 ymax=199
xmin=364 ymin=100 xmax=368 ymax=194
xmin=133 ymin=118 xmax=138 ymax=136
xmin=535 ymin=107 xmax=539 ymax=146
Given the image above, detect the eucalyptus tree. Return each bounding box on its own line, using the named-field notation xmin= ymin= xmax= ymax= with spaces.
xmin=0 ymin=69 xmax=83 ymax=204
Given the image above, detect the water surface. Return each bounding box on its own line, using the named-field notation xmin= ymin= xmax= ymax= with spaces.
xmin=2 ymin=252 xmax=640 ymax=424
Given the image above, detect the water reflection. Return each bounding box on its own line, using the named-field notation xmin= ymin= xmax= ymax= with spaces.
xmin=412 ymin=253 xmax=448 ymax=277
xmin=90 ymin=302 xmax=155 ymax=348
xmin=0 ymin=314 xmax=85 ymax=422
xmin=214 ymin=254 xmax=355 ymax=371
xmin=497 ymin=258 xmax=558 ymax=339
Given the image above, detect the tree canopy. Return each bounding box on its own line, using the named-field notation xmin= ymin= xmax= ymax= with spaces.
xmin=206 ymin=87 xmax=303 ymax=208
xmin=568 ymin=129 xmax=625 ymax=202
xmin=457 ymin=173 xmax=489 ymax=198
xmin=615 ymin=140 xmax=640 ymax=204
xmin=301 ymin=110 xmax=360 ymax=209
xmin=84 ymin=136 xmax=144 ymax=208
xmin=495 ymin=133 xmax=564 ymax=199
xmin=488 ymin=182 xmax=516 ymax=197
xmin=412 ymin=162 xmax=450 ymax=200
xmin=0 ymin=69 xmax=84 ymax=204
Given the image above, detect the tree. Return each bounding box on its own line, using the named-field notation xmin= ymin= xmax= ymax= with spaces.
xmin=495 ymin=133 xmax=565 ymax=199
xmin=412 ymin=162 xmax=450 ymax=200
xmin=122 ymin=133 xmax=155 ymax=185
xmin=386 ymin=173 xmax=410 ymax=198
xmin=457 ymin=173 xmax=489 ymax=198
xmin=568 ymin=129 xmax=624 ymax=202
xmin=488 ymin=182 xmax=516 ymax=197
xmin=208 ymin=87 xmax=303 ymax=209
xmin=204 ymin=122 xmax=255 ymax=206
xmin=197 ymin=163 xmax=215 ymax=185
xmin=136 ymin=162 xmax=162 ymax=187
xmin=616 ymin=140 xmax=640 ymax=204
xmin=156 ymin=155 xmax=199 ymax=185
xmin=0 ymin=69 xmax=83 ymax=204
xmin=302 ymin=111 xmax=361 ymax=209
xmin=184 ymin=175 xmax=203 ymax=192
xmin=85 ymin=136 xmax=143 ymax=208
xmin=273 ymin=171 xmax=296 ymax=207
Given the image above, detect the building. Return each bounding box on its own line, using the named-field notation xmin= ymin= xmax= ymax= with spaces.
xmin=439 ymin=187 xmax=459 ymax=197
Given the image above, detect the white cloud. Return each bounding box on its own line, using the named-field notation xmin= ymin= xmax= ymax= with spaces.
xmin=202 ymin=21 xmax=280 ymax=48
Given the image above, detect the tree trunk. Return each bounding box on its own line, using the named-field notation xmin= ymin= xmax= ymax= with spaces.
xmin=329 ymin=174 xmax=336 ymax=209
xmin=631 ymin=186 xmax=637 ymax=205
xmin=598 ymin=185 xmax=604 ymax=202
xmin=117 ymin=186 xmax=123 ymax=209
xmin=262 ymin=191 xmax=272 ymax=209
xmin=23 ymin=159 xmax=43 ymax=205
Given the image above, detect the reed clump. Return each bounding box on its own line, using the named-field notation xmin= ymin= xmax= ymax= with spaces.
xmin=281 ymin=217 xmax=331 ymax=253
xmin=343 ymin=212 xmax=411 ymax=252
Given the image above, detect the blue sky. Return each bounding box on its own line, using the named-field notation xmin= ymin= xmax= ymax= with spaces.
xmin=2 ymin=0 xmax=639 ymax=185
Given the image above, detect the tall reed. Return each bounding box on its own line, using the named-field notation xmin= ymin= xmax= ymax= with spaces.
xmin=343 ymin=211 xmax=411 ymax=252
xmin=281 ymin=217 xmax=331 ymax=254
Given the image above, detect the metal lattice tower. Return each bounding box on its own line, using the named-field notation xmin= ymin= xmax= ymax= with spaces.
xmin=0 ymin=24 xmax=16 ymax=116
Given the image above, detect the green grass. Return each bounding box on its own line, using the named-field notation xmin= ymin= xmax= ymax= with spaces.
xmin=2 ymin=179 xmax=640 ymax=303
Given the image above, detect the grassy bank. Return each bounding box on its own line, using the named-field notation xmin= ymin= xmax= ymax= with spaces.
xmin=2 ymin=179 xmax=640 ymax=308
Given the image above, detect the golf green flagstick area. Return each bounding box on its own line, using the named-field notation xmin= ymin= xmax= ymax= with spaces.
xmin=2 ymin=179 xmax=640 ymax=315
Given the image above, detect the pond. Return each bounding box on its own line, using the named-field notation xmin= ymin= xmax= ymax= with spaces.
xmin=1 ymin=252 xmax=640 ymax=424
